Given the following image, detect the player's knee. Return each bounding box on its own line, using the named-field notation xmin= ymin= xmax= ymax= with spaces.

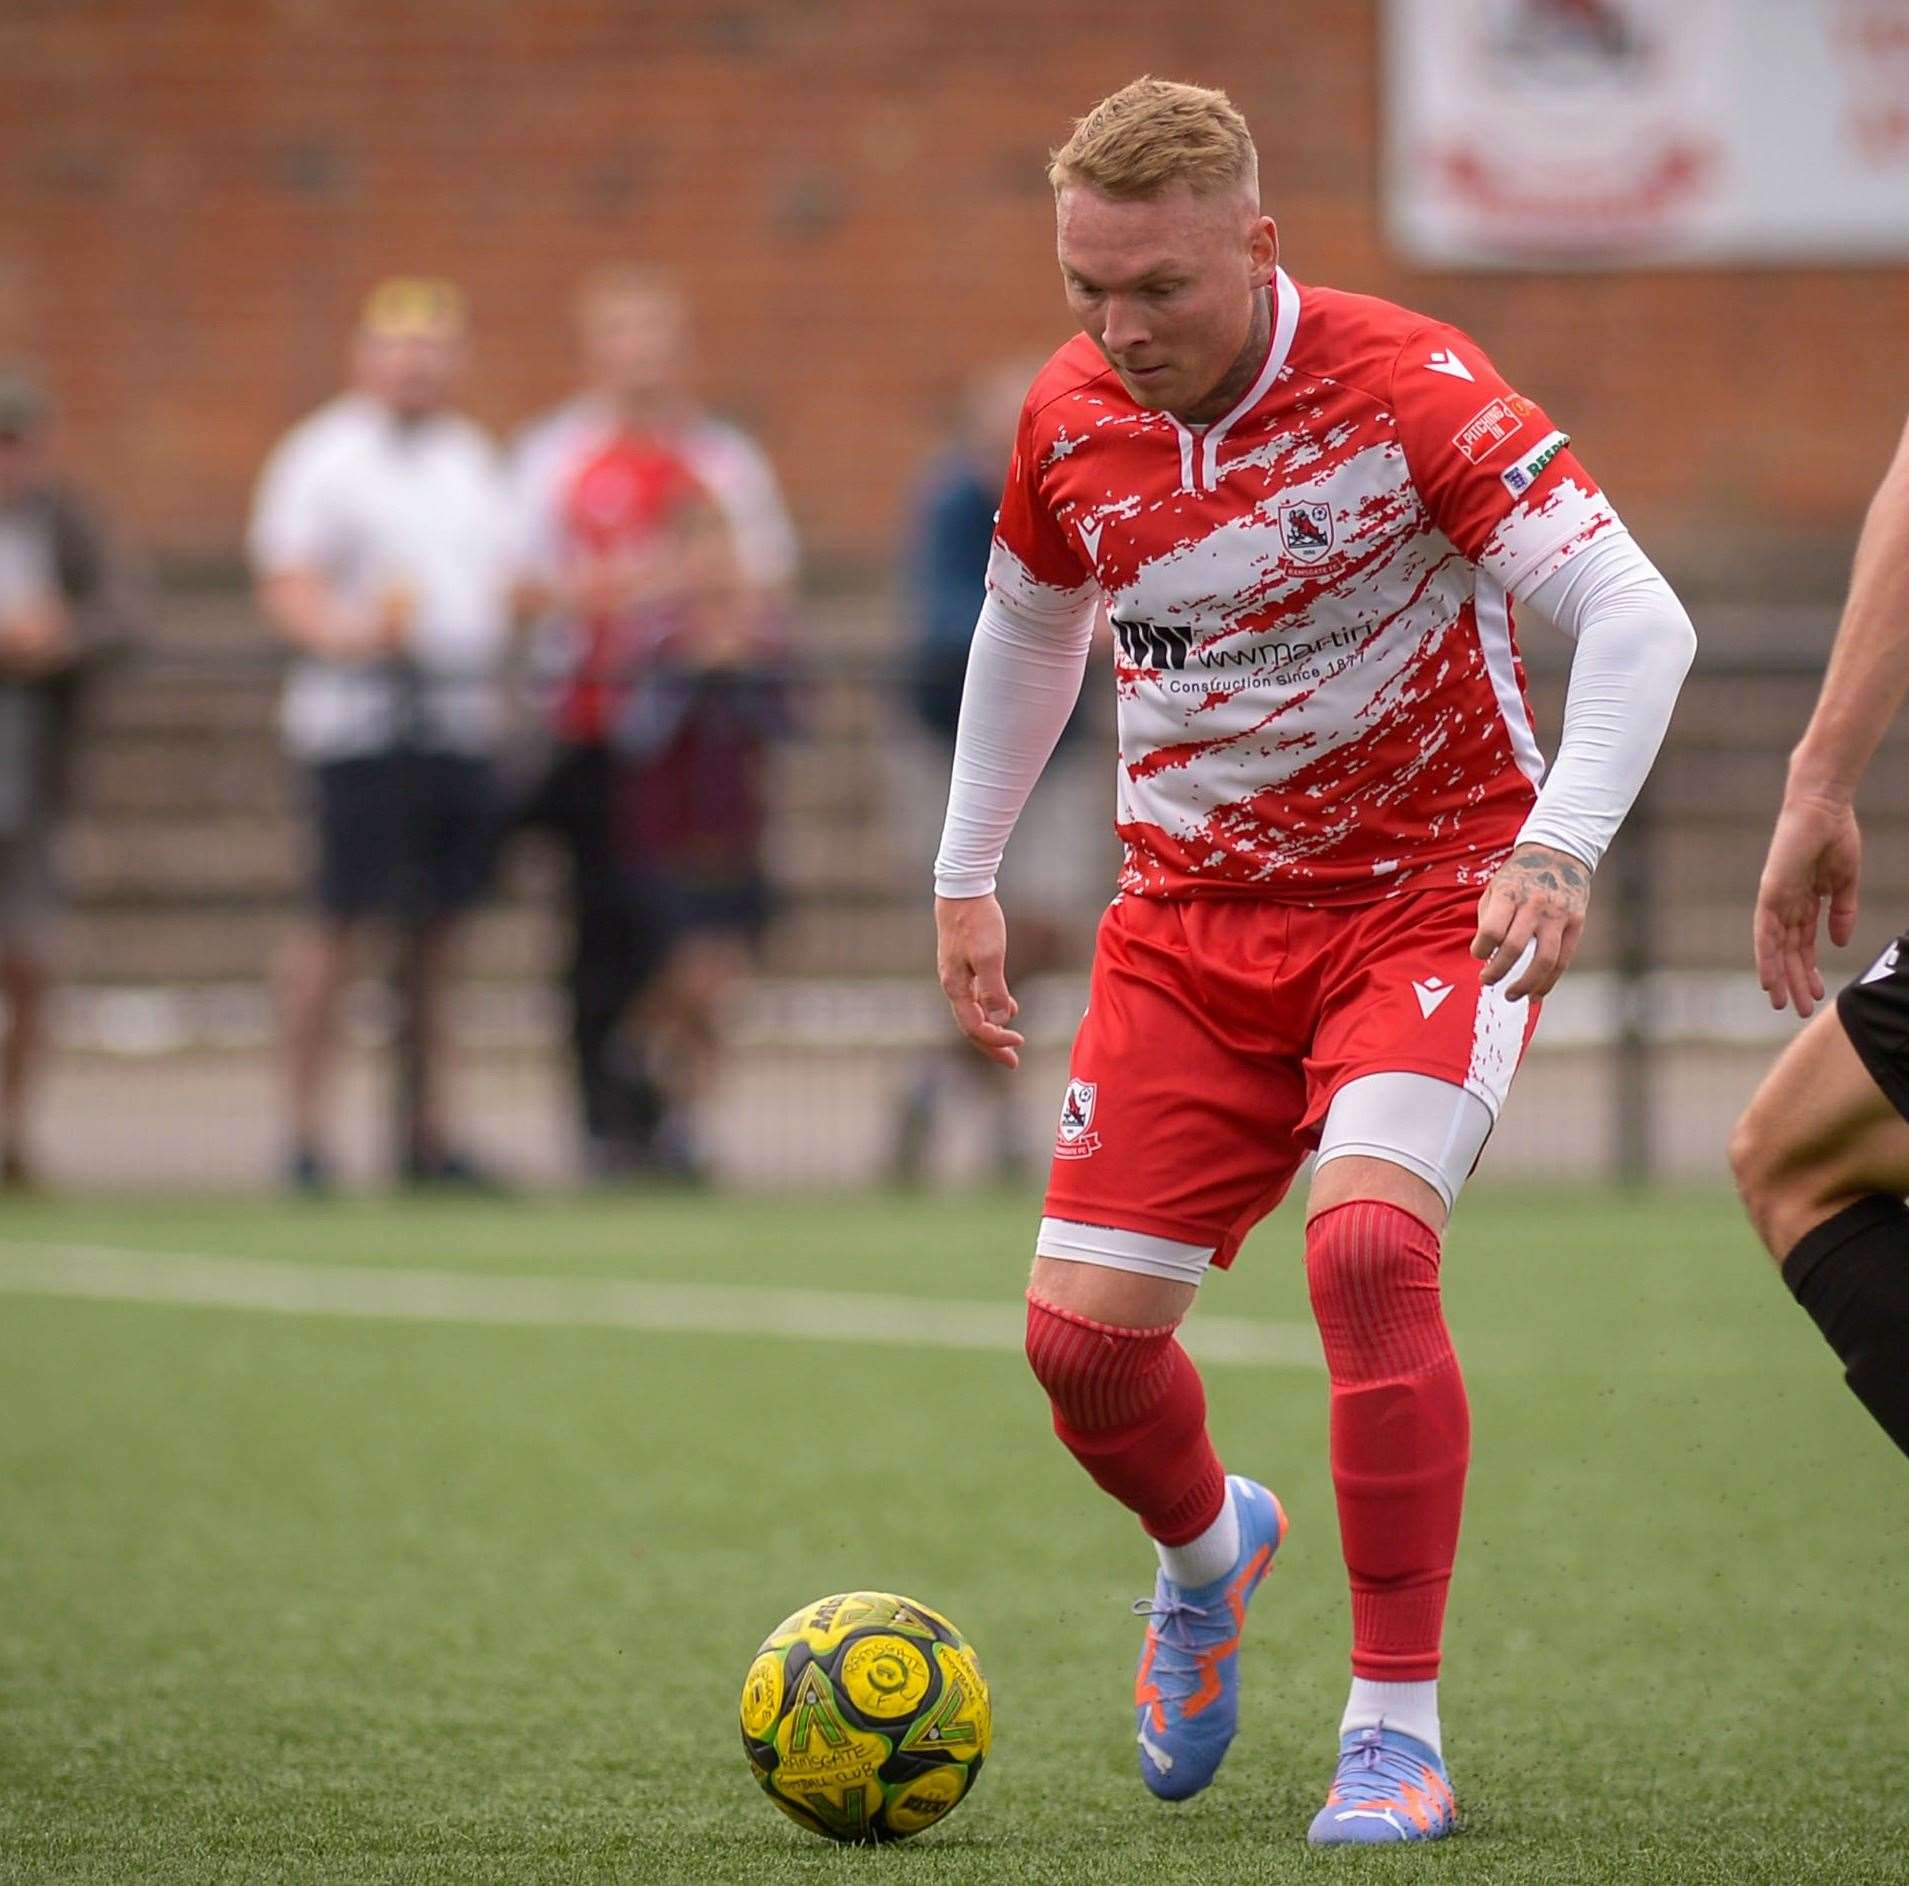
xmin=1729 ymin=1093 xmax=1806 ymax=1262
xmin=1304 ymin=1200 xmax=1447 ymax=1378
xmin=1023 ymin=1293 xmax=1178 ymax=1431
xmin=1727 ymin=1103 xmax=1772 ymax=1214
xmin=1304 ymin=1198 xmax=1442 ymax=1304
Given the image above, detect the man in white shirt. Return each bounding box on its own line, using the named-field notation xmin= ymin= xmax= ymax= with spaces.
xmin=249 ymin=279 xmax=519 ymax=1191
xmin=512 ymin=266 xmax=798 ymax=1177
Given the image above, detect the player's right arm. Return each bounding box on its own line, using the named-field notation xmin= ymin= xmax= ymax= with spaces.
xmin=1755 ymin=412 xmax=1909 ymax=1015
xmin=248 ymin=423 xmax=404 ymax=663
xmin=933 ymin=392 xmax=1097 ymax=1068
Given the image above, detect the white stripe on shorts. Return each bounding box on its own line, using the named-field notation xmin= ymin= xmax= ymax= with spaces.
xmin=1034 ymin=1217 xmax=1216 ymax=1285
xmin=1464 ymin=937 xmax=1537 ymax=1116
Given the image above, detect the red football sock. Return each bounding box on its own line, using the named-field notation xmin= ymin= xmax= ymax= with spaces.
xmin=1024 ymin=1292 xmax=1226 ymax=1545
xmin=1305 ymin=1200 xmax=1470 ymax=1683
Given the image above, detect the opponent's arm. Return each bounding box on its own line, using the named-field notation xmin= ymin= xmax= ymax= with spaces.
xmin=1473 ymin=529 xmax=1697 ymax=1000
xmin=1755 ymin=413 xmax=1909 ymax=1015
xmin=934 ymin=585 xmax=1096 ymax=1066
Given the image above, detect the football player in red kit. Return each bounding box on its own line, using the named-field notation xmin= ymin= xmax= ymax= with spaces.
xmin=933 ymin=80 xmax=1695 ymax=1844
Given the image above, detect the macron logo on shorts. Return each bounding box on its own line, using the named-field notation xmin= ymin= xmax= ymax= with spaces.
xmin=1861 ymin=943 xmax=1901 ymax=986
xmin=1412 ymin=976 xmax=1455 ymax=1019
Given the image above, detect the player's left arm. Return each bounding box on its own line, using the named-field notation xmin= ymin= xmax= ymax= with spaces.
xmin=1476 ymin=531 xmax=1697 ymax=998
xmin=1391 ymin=325 xmax=1697 ymax=1002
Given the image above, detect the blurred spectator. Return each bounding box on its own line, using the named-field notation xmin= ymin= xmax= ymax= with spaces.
xmin=891 ymin=362 xmax=1113 ymax=1183
xmin=0 ymin=370 xmax=144 ymax=1187
xmin=513 ymin=266 xmax=798 ymax=1179
xmin=249 ymin=280 xmax=519 ymax=1194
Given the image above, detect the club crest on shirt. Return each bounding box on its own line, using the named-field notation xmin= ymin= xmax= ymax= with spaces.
xmin=1054 ymin=1078 xmax=1101 ymax=1158
xmin=1277 ymin=500 xmax=1334 ymax=565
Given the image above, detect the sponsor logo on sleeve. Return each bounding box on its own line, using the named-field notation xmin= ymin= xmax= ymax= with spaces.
xmin=1499 ymin=428 xmax=1570 ymax=496
xmin=1452 ymin=396 xmax=1537 ymax=465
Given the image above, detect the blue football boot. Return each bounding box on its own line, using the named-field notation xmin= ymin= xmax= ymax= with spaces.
xmin=1307 ymin=1724 xmax=1458 ymax=1845
xmin=1133 ymin=1474 xmax=1287 ymax=1801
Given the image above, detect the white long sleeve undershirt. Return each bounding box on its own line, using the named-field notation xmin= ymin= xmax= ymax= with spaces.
xmin=1510 ymin=528 xmax=1696 ymax=869
xmin=932 ymin=527 xmax=1695 ymax=898
xmin=932 ymin=584 xmax=1097 ymax=899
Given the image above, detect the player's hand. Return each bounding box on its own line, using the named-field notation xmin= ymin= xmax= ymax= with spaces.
xmin=372 ymin=583 xmax=415 ymax=653
xmin=1752 ymin=791 xmax=1861 ymax=1017
xmin=0 ymin=607 xmax=70 ymax=675
xmin=329 ymin=589 xmax=412 ymax=663
xmin=568 ymin=552 xmax=636 ymax=618
xmin=1471 ymin=842 xmax=1591 ymax=1002
xmin=0 ymin=600 xmax=75 ymax=674
xmin=936 ymin=893 xmax=1025 ymax=1069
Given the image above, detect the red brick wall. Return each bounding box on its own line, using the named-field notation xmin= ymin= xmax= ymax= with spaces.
xmin=4 ymin=0 xmax=1906 ymax=594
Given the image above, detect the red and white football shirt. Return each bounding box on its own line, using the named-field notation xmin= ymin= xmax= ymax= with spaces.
xmin=991 ymin=268 xmax=1619 ymax=904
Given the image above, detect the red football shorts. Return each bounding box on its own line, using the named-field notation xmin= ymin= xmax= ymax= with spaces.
xmin=1042 ymin=882 xmax=1542 ymax=1267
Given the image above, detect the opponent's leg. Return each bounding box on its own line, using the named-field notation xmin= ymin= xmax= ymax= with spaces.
xmin=1302 ymin=1079 xmax=1487 ymax=1847
xmin=1730 ymin=1001 xmax=1909 ymax=1456
xmin=1026 ymin=1248 xmax=1287 ymax=1801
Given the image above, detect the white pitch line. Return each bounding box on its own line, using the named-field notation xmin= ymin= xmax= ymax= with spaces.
xmin=0 ymin=1241 xmax=1324 ymax=1370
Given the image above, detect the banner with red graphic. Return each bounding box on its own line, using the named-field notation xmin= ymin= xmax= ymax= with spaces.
xmin=1385 ymin=0 xmax=1909 ymax=266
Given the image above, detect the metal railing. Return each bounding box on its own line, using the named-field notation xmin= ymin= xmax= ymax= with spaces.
xmin=24 ymin=596 xmax=1896 ymax=1189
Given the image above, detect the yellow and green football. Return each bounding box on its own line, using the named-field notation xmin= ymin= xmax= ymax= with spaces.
xmin=738 ymin=1590 xmax=991 ymax=1844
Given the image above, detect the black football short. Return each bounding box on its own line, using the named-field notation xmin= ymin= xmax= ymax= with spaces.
xmin=306 ymin=750 xmax=500 ymax=923
xmin=1837 ymin=932 xmax=1909 ymax=1123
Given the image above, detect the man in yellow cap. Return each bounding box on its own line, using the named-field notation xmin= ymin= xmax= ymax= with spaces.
xmin=249 ymin=280 xmax=519 ymax=1192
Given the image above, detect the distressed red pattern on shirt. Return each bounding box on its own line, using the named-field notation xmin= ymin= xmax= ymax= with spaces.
xmin=990 ymin=270 xmax=1617 ymax=904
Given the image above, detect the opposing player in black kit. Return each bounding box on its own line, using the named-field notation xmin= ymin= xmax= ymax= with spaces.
xmin=1731 ymin=411 xmax=1909 ymax=1458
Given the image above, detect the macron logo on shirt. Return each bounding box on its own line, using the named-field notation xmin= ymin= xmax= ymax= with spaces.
xmin=1425 ymin=349 xmax=1474 ymax=382
xmin=1078 ymin=518 xmax=1103 ymax=563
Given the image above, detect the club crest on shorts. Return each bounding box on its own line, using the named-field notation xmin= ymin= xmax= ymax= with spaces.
xmin=1054 ymin=1078 xmax=1101 ymax=1158
xmin=1278 ymin=500 xmax=1334 ymax=564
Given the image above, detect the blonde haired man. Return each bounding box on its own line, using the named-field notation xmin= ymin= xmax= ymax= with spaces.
xmin=250 ymin=280 xmax=517 ymax=1191
xmin=935 ymin=79 xmax=1695 ymax=1844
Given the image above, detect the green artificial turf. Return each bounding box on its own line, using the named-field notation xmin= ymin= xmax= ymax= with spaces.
xmin=0 ymin=1188 xmax=1904 ymax=1882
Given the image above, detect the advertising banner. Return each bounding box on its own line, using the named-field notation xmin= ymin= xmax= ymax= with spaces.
xmin=1386 ymin=0 xmax=1909 ymax=265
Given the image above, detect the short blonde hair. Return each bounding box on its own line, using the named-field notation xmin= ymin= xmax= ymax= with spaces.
xmin=361 ymin=277 xmax=468 ymax=340
xmin=1048 ymin=77 xmax=1258 ymax=201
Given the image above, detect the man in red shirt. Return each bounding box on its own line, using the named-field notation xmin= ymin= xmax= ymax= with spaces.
xmin=934 ymin=79 xmax=1695 ymax=1844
